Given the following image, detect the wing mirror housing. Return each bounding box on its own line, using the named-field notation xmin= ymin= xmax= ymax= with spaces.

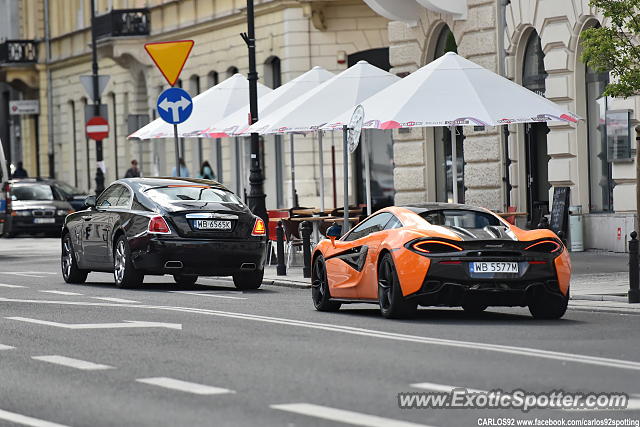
xmin=84 ymin=195 xmax=96 ymax=210
xmin=326 ymin=223 xmax=342 ymax=246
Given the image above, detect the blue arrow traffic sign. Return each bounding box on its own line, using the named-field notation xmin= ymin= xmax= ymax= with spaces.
xmin=156 ymin=87 xmax=193 ymax=125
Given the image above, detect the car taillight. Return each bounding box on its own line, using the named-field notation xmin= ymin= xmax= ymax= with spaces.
xmin=251 ymin=218 xmax=266 ymax=236
xmin=148 ymin=216 xmax=171 ymax=234
xmin=412 ymin=240 xmax=463 ymax=254
xmin=524 ymin=240 xmax=561 ymax=253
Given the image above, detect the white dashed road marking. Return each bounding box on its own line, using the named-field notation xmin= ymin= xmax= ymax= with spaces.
xmin=0 ymin=408 xmax=69 ymax=427
xmin=0 ymin=283 xmax=26 ymax=288
xmin=39 ymin=290 xmax=83 ymax=296
xmin=136 ymin=377 xmax=234 ymax=395
xmin=170 ymin=291 xmax=247 ymax=300
xmin=271 ymin=403 xmax=432 ymax=427
xmin=6 ymin=316 xmax=182 ymax=330
xmin=0 ymin=344 xmax=15 ymax=350
xmin=91 ymin=297 xmax=139 ymax=303
xmin=32 ymin=355 xmax=113 ymax=371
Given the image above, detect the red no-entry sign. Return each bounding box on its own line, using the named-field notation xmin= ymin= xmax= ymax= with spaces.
xmin=86 ymin=116 xmax=109 ymax=141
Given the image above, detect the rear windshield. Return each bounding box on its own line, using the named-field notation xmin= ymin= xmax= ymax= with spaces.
xmin=420 ymin=209 xmax=500 ymax=229
xmin=145 ymin=186 xmax=242 ymax=205
xmin=12 ymin=184 xmax=55 ymax=201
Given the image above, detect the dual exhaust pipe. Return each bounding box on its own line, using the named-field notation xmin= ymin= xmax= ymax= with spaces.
xmin=164 ymin=261 xmax=256 ymax=271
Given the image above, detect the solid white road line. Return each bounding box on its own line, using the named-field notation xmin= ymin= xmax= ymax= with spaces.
xmin=39 ymin=290 xmax=83 ymax=296
xmin=411 ymin=382 xmax=484 ymax=394
xmin=0 ymin=344 xmax=15 ymax=350
xmin=6 ymin=317 xmax=182 ymax=330
xmin=32 ymin=355 xmax=113 ymax=370
xmin=0 ymin=408 xmax=69 ymax=427
xmin=271 ymin=403 xmax=432 ymax=427
xmin=91 ymin=297 xmax=139 ymax=303
xmin=136 ymin=377 xmax=234 ymax=395
xmin=2 ymin=296 xmax=640 ymax=372
xmin=170 ymin=291 xmax=247 ymax=300
xmin=0 ymin=283 xmax=26 ymax=288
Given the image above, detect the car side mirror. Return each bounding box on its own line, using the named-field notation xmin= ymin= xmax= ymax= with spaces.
xmin=326 ymin=223 xmax=342 ymax=246
xmin=84 ymin=195 xmax=96 ymax=209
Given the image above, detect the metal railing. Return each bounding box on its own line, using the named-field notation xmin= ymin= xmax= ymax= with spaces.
xmin=0 ymin=40 xmax=38 ymax=64
xmin=93 ymin=9 xmax=150 ymax=39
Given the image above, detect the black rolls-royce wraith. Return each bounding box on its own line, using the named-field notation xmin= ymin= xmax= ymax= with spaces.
xmin=61 ymin=177 xmax=267 ymax=289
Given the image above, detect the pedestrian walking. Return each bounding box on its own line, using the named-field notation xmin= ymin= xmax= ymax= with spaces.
xmin=124 ymin=159 xmax=140 ymax=178
xmin=171 ymin=158 xmax=190 ymax=177
xmin=199 ymin=160 xmax=216 ymax=180
xmin=12 ymin=161 xmax=28 ymax=179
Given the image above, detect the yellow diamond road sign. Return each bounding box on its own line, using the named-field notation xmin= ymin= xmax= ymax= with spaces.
xmin=144 ymin=40 xmax=194 ymax=87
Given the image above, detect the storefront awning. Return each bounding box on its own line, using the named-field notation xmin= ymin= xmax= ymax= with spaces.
xmin=363 ymin=0 xmax=466 ymax=24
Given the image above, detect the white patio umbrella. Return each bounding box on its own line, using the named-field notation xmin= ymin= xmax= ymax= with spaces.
xmin=247 ymin=61 xmax=400 ymax=223
xmin=201 ymin=66 xmax=334 ymax=211
xmin=128 ymin=74 xmax=272 ymax=140
xmin=323 ymin=52 xmax=580 ymax=203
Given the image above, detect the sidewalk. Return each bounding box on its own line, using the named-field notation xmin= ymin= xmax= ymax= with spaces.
xmin=263 ymin=251 xmax=640 ymax=312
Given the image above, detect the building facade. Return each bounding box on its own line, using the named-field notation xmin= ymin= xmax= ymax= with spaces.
xmin=2 ymin=0 xmax=391 ymax=213
xmin=369 ymin=0 xmax=639 ymax=252
xmin=1 ymin=0 xmax=637 ymax=251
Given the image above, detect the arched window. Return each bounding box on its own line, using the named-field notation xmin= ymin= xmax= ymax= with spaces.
xmin=522 ymin=30 xmax=550 ymax=226
xmin=226 ymin=66 xmax=239 ymax=78
xmin=188 ymin=74 xmax=200 ymax=97
xmin=432 ymin=25 xmax=464 ymax=203
xmin=207 ymin=71 xmax=219 ymax=88
xmin=586 ymin=63 xmax=611 ymax=212
xmin=264 ymin=56 xmax=281 ymax=89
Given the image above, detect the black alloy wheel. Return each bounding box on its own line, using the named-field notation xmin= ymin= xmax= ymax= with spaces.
xmin=61 ymin=233 xmax=88 ymax=284
xmin=113 ymin=235 xmax=144 ymax=289
xmin=311 ymin=255 xmax=341 ymax=312
xmin=378 ymin=253 xmax=417 ymax=319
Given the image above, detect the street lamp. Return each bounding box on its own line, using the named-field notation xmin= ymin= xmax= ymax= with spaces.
xmin=90 ymin=0 xmax=105 ymax=195
xmin=242 ymin=0 xmax=268 ymax=225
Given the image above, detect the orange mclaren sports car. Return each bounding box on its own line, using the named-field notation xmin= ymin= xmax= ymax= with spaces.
xmin=311 ymin=203 xmax=571 ymax=319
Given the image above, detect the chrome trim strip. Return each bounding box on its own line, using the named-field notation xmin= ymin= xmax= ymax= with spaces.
xmin=185 ymin=213 xmax=238 ymax=220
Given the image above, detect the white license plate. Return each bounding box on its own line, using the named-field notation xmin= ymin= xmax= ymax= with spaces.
xmin=470 ymin=262 xmax=519 ymax=274
xmin=193 ymin=219 xmax=232 ymax=230
xmin=33 ymin=218 xmax=55 ymax=224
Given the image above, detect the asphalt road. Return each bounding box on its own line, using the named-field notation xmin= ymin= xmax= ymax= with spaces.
xmin=0 ymin=238 xmax=638 ymax=427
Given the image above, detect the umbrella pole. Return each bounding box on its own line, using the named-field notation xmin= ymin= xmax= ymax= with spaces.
xmin=451 ymin=125 xmax=459 ymax=203
xmin=363 ymin=130 xmax=372 ymax=216
xmin=318 ymin=131 xmax=325 ymax=213
xmin=342 ymin=125 xmax=349 ymax=233
xmin=289 ymin=133 xmax=298 ymax=207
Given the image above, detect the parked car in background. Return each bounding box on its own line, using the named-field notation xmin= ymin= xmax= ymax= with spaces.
xmin=61 ymin=177 xmax=267 ymax=289
xmin=0 ymin=138 xmax=8 ymax=236
xmin=3 ymin=179 xmax=75 ymax=237
xmin=51 ymin=181 xmax=91 ymax=211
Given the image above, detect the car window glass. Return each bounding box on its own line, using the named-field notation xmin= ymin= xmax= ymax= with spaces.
xmin=114 ymin=187 xmax=131 ymax=208
xmin=11 ymin=184 xmax=55 ymax=201
xmin=145 ymin=186 xmax=242 ymax=205
xmin=383 ymin=215 xmax=403 ymax=230
xmin=344 ymin=212 xmax=393 ymax=241
xmin=420 ymin=209 xmax=500 ymax=228
xmin=97 ymin=185 xmax=125 ymax=208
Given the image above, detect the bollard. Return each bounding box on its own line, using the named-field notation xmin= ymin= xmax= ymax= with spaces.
xmin=629 ymin=231 xmax=639 ymax=303
xmin=301 ymin=221 xmax=312 ymax=278
xmin=276 ymin=220 xmax=286 ymax=276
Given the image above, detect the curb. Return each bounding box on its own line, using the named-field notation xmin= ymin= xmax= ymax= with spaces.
xmin=571 ymin=294 xmax=629 ymax=302
xmin=263 ymin=279 xmax=311 ymax=289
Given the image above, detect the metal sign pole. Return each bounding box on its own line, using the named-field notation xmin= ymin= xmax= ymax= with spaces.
xmin=363 ymin=129 xmax=372 ymax=216
xmin=451 ymin=125 xmax=459 ymax=203
xmin=342 ymin=125 xmax=349 ymax=233
xmin=173 ymin=124 xmax=180 ymax=177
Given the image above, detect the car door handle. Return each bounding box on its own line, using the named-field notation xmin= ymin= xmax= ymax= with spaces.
xmin=82 ymin=215 xmax=92 ymax=221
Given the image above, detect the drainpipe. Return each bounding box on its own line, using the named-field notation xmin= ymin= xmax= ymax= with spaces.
xmin=497 ymin=0 xmax=511 ymax=210
xmin=44 ymin=0 xmax=55 ymax=178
